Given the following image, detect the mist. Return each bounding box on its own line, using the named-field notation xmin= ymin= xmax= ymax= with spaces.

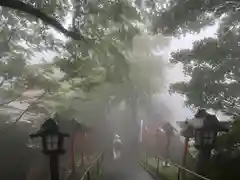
xmin=0 ymin=1 xmax=204 ymax=180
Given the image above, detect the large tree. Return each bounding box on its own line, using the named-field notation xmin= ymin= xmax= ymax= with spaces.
xmin=0 ymin=0 xmax=142 ymax=119
xmin=149 ymin=1 xmax=240 ymax=179
xmin=0 ymin=1 xmax=145 ymax=179
xmin=149 ymin=0 xmax=240 ymax=115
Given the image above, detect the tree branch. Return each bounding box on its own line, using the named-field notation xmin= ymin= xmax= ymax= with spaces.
xmin=1 ymin=91 xmax=47 ymax=135
xmin=1 ymin=0 xmax=84 ymax=40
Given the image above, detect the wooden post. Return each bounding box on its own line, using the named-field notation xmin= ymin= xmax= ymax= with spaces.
xmin=181 ymin=137 xmax=189 ymax=180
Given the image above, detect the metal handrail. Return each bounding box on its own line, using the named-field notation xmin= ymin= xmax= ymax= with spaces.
xmin=80 ymin=152 xmax=104 ymax=180
xmin=156 ymin=156 xmax=210 ymax=180
xmin=145 ymin=154 xmax=210 ymax=180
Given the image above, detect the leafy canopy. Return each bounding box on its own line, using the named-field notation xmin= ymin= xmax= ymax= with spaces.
xmin=150 ymin=0 xmax=240 ymax=114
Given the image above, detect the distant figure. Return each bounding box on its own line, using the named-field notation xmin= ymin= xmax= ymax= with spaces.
xmin=113 ymin=134 xmax=122 ymax=160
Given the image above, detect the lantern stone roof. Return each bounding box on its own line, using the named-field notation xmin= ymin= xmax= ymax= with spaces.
xmin=177 ymin=120 xmax=230 ymax=131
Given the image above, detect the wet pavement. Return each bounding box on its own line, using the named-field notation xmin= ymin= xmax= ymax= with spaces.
xmin=102 ymin=152 xmax=154 ymax=180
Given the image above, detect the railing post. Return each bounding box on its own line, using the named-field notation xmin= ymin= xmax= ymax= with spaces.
xmin=87 ymin=171 xmax=90 ymax=180
xmin=102 ymin=152 xmax=105 ymax=162
xmin=156 ymin=158 xmax=159 ymax=174
xmin=96 ymin=159 xmax=100 ymax=176
xmin=81 ymin=151 xmax=85 ymax=168
xmin=177 ymin=167 xmax=181 ymax=180
xmin=145 ymin=153 xmax=148 ymax=165
xmin=143 ymin=154 xmax=211 ymax=180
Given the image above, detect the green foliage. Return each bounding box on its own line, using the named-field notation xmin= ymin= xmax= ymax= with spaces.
xmin=0 ymin=1 xmax=66 ymax=104
xmin=151 ymin=0 xmax=240 ymax=35
xmin=215 ymin=119 xmax=240 ymax=151
xmin=157 ymin=1 xmax=240 ymax=114
xmin=149 ymin=2 xmax=240 ymax=178
xmin=0 ymin=1 xmax=165 ymax=180
xmin=48 ymin=0 xmax=142 ymax=93
xmin=208 ymin=117 xmax=240 ymax=180
xmin=0 ymin=0 xmax=143 ymax=107
xmin=170 ymin=35 xmax=240 ymax=113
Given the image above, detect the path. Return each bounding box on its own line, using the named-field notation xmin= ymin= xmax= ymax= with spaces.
xmin=102 ymin=151 xmax=155 ymax=180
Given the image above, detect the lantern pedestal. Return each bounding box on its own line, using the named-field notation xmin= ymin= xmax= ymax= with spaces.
xmin=50 ymin=154 xmax=59 ymax=180
xmin=180 ymin=121 xmax=193 ymax=180
xmin=196 ymin=148 xmax=211 ymax=177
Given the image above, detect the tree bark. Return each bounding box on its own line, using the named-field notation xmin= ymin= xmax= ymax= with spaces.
xmin=1 ymin=0 xmax=84 ymax=40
